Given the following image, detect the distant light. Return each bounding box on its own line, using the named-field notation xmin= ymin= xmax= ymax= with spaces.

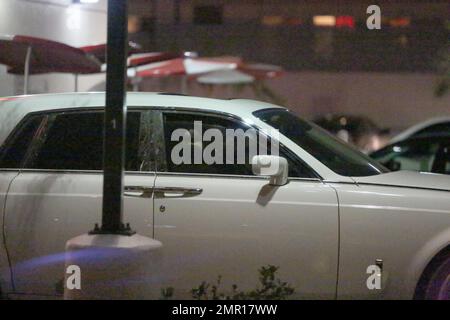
xmin=398 ymin=34 xmax=409 ymax=47
xmin=66 ymin=6 xmax=81 ymax=30
xmin=285 ymin=17 xmax=303 ymax=26
xmin=393 ymin=146 xmax=402 ymax=152
xmin=313 ymin=15 xmax=336 ymax=27
xmin=73 ymin=0 xmax=99 ymax=3
xmin=389 ymin=17 xmax=411 ymax=28
xmin=262 ymin=15 xmax=284 ymax=26
xmin=339 ymin=117 xmax=348 ymax=126
xmin=336 ymin=16 xmax=355 ymax=28
xmin=129 ymin=41 xmax=142 ymax=50
xmin=184 ymin=51 xmax=198 ymax=58
xmin=337 ymin=130 xmax=350 ymax=142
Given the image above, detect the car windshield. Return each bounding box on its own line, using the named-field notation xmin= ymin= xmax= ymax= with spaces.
xmin=253 ymin=108 xmax=389 ymax=177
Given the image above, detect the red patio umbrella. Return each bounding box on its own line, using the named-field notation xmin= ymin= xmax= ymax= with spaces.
xmin=127 ymin=56 xmax=242 ymax=78
xmin=0 ymin=35 xmax=102 ymax=93
xmin=197 ymin=63 xmax=284 ymax=85
xmin=125 ymin=56 xmax=243 ymax=92
xmin=0 ymin=35 xmax=180 ymax=94
xmin=127 ymin=56 xmax=284 ymax=93
xmin=0 ymin=34 xmax=283 ymax=95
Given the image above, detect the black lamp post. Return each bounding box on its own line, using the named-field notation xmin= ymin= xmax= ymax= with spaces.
xmin=91 ymin=0 xmax=134 ymax=235
xmin=64 ymin=0 xmax=164 ymax=300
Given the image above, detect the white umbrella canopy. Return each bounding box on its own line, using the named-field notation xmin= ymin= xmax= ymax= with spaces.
xmin=128 ymin=57 xmax=284 ymax=80
xmin=127 ymin=56 xmax=241 ymax=78
xmin=129 ymin=56 xmax=284 ymax=93
xmin=197 ymin=70 xmax=255 ymax=85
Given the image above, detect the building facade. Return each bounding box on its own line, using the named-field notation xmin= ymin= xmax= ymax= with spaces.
xmin=0 ymin=0 xmax=107 ymax=96
xmin=132 ymin=0 xmax=449 ymax=73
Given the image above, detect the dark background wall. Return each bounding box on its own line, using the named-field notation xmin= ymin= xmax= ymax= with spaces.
xmin=130 ymin=0 xmax=449 ymax=73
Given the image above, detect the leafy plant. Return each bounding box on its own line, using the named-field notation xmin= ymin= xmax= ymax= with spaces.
xmin=162 ymin=265 xmax=295 ymax=300
xmin=160 ymin=287 xmax=174 ymax=300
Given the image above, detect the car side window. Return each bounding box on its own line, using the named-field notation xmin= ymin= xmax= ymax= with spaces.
xmin=161 ymin=112 xmax=315 ymax=178
xmin=22 ymin=111 xmax=142 ymax=171
xmin=0 ymin=114 xmax=45 ymax=169
xmin=376 ymin=141 xmax=440 ymax=172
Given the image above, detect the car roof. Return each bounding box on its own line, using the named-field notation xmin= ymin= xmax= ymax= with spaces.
xmin=0 ymin=92 xmax=366 ymax=183
xmin=0 ymin=91 xmax=282 ymax=115
xmin=371 ymin=133 xmax=450 ymax=157
xmin=389 ymin=116 xmax=450 ymax=144
xmin=395 ymin=133 xmax=450 ymax=142
xmin=0 ymin=92 xmax=283 ymax=146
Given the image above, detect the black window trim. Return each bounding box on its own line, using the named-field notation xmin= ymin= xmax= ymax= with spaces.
xmin=0 ymin=113 xmax=46 ymax=171
xmin=0 ymin=106 xmax=322 ymax=181
xmin=0 ymin=107 xmax=155 ymax=174
xmin=156 ymin=108 xmax=322 ymax=181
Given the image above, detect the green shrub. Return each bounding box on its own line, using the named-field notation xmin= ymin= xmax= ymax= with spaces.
xmin=161 ymin=265 xmax=295 ymax=300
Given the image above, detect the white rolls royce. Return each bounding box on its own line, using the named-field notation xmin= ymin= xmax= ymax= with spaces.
xmin=0 ymin=92 xmax=449 ymax=299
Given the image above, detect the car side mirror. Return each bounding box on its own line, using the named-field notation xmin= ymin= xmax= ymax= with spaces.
xmin=252 ymin=155 xmax=289 ymax=186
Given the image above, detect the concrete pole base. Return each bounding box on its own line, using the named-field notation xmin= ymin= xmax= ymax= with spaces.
xmin=64 ymin=233 xmax=162 ymax=300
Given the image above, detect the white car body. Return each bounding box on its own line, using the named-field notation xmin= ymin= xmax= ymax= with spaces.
xmin=390 ymin=117 xmax=450 ymax=144
xmin=0 ymin=92 xmax=449 ymax=299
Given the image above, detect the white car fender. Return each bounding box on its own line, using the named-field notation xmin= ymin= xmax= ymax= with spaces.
xmin=405 ymin=226 xmax=450 ymax=297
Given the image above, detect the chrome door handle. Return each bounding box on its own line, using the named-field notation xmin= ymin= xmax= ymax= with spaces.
xmin=124 ymin=186 xmax=203 ymax=198
xmin=154 ymin=187 xmax=203 ymax=198
xmin=124 ymin=186 xmax=154 ymax=198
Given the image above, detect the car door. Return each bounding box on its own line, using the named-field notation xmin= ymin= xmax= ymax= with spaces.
xmin=431 ymin=141 xmax=450 ymax=174
xmin=152 ymin=109 xmax=339 ymax=299
xmin=0 ymin=170 xmax=18 ymax=294
xmin=0 ymin=114 xmax=45 ymax=294
xmin=2 ymin=108 xmax=156 ymax=296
